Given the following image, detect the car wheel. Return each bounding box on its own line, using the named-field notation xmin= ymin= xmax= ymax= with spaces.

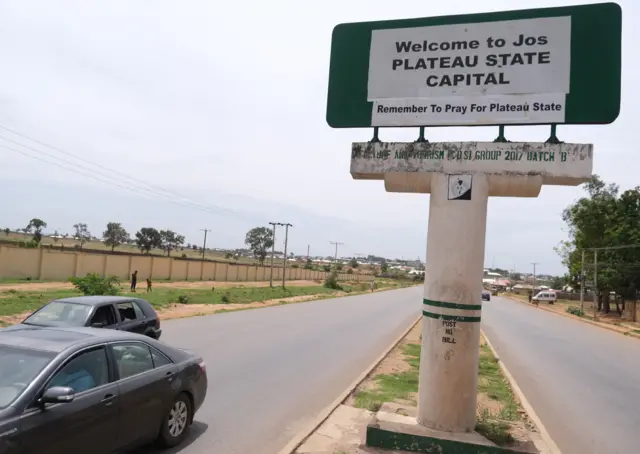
xmin=158 ymin=393 xmax=192 ymax=448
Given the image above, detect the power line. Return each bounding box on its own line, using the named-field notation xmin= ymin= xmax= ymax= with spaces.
xmin=0 ymin=138 xmax=262 ymax=222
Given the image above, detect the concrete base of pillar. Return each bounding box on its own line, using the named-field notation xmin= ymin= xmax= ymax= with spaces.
xmin=366 ymin=403 xmax=538 ymax=454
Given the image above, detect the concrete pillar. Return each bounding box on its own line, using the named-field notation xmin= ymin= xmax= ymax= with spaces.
xmin=418 ymin=173 xmax=488 ymax=432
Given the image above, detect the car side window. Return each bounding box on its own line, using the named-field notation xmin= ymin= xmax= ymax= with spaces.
xmin=117 ymin=302 xmax=138 ymax=321
xmin=150 ymin=346 xmax=172 ymax=368
xmin=46 ymin=347 xmax=109 ymax=394
xmin=112 ymin=343 xmax=154 ymax=379
xmin=132 ymin=302 xmax=145 ymax=319
xmin=90 ymin=305 xmax=117 ymax=326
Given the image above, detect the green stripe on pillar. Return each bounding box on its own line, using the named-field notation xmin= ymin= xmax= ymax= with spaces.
xmin=423 ymin=298 xmax=482 ymax=311
xmin=422 ymin=310 xmax=481 ymax=323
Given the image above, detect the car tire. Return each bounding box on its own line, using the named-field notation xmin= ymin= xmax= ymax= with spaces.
xmin=158 ymin=393 xmax=192 ymax=448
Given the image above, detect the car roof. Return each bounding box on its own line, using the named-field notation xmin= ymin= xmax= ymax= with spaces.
xmin=0 ymin=325 xmax=151 ymax=353
xmin=52 ymin=296 xmax=147 ymax=306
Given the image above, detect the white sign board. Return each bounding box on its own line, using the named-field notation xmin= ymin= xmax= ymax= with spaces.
xmin=448 ymin=174 xmax=473 ymax=200
xmin=351 ymin=142 xmax=592 ymax=184
xmin=367 ymin=16 xmax=571 ymax=126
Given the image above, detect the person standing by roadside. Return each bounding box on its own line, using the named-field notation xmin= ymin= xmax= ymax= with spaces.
xmin=146 ymin=278 xmax=152 ymax=293
xmin=370 ymin=280 xmax=375 ymax=292
xmin=131 ymin=270 xmax=138 ymax=292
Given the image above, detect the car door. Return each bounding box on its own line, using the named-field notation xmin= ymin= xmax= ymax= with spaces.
xmin=110 ymin=341 xmax=177 ymax=449
xmin=115 ymin=302 xmax=146 ymax=334
xmin=18 ymin=346 xmax=120 ymax=454
xmin=87 ymin=304 xmax=118 ymax=329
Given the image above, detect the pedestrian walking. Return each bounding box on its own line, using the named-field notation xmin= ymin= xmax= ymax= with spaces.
xmin=146 ymin=278 xmax=152 ymax=293
xmin=370 ymin=280 xmax=375 ymax=292
xmin=130 ymin=270 xmax=138 ymax=292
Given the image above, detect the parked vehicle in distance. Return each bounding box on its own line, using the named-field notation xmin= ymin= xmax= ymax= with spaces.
xmin=532 ymin=291 xmax=557 ymax=304
xmin=17 ymin=296 xmax=162 ymax=339
xmin=482 ymin=290 xmax=491 ymax=301
xmin=0 ymin=326 xmax=207 ymax=453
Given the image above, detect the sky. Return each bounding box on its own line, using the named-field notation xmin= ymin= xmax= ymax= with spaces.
xmin=0 ymin=0 xmax=635 ymax=276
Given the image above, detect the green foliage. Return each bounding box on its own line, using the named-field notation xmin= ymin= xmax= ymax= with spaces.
xmin=73 ymin=223 xmax=91 ymax=248
xmin=103 ymin=222 xmax=129 ymax=251
xmin=349 ymin=258 xmax=359 ymax=268
xmin=3 ymin=228 xmax=10 ymax=236
xmin=304 ymin=258 xmax=313 ymax=270
xmin=177 ymin=294 xmax=190 ymax=304
xmin=291 ymin=264 xmax=299 ymax=268
xmin=322 ymin=264 xmax=331 ymax=272
xmin=336 ymin=264 xmax=343 ymax=271
xmin=244 ymin=227 xmax=274 ymax=265
xmin=159 ymin=230 xmax=185 ymax=257
xmin=324 ymin=270 xmax=342 ymax=290
xmin=26 ymin=218 xmax=46 ymax=244
xmin=221 ymin=293 xmax=230 ymax=303
xmin=566 ymin=306 xmax=585 ymax=317
xmin=558 ymin=175 xmax=640 ymax=313
xmin=347 ymin=268 xmax=353 ymax=274
xmin=69 ymin=273 xmax=120 ymax=296
xmin=380 ymin=260 xmax=388 ymax=273
xmin=135 ymin=227 xmax=162 ymax=253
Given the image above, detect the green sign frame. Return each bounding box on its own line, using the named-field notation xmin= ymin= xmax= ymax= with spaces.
xmin=326 ymin=2 xmax=621 ymax=129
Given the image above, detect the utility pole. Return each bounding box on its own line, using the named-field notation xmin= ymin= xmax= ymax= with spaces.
xmin=580 ymin=249 xmax=585 ymax=314
xmin=268 ymin=222 xmax=278 ymax=288
xmin=306 ymin=245 xmax=310 ymax=261
xmin=593 ymin=250 xmax=598 ymax=320
xmin=330 ymin=241 xmax=343 ymax=267
xmin=200 ymin=228 xmax=211 ymax=261
xmin=531 ymin=262 xmax=539 ymax=295
xmin=281 ymin=223 xmax=292 ymax=288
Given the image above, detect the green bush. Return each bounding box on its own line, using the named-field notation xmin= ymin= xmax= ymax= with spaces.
xmin=69 ymin=273 xmax=120 ymax=296
xmin=566 ymin=306 xmax=584 ymax=317
xmin=291 ymin=264 xmax=299 ymax=268
xmin=177 ymin=294 xmax=190 ymax=304
xmin=322 ymin=265 xmax=331 ymax=272
xmin=324 ymin=270 xmax=342 ymax=290
xmin=221 ymin=293 xmax=231 ymax=303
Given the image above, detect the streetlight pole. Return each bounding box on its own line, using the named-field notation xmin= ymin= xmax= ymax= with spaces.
xmin=281 ymin=223 xmax=292 ymax=288
xmin=531 ymin=262 xmax=539 ymax=295
xmin=268 ymin=222 xmax=278 ymax=288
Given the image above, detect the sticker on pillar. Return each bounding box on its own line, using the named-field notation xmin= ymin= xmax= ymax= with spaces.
xmin=448 ymin=174 xmax=472 ymax=201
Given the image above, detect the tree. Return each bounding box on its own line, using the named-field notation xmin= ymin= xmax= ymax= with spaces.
xmin=304 ymin=258 xmax=313 ymax=270
xmin=52 ymin=230 xmax=60 ymax=243
xmin=244 ymin=227 xmax=274 ymax=265
xmin=26 ymin=218 xmax=47 ymax=244
xmin=135 ymin=227 xmax=162 ymax=254
xmin=73 ymin=223 xmax=91 ymax=248
xmin=3 ymin=228 xmax=9 ymax=236
xmin=103 ymin=222 xmax=129 ymax=251
xmin=558 ymin=175 xmax=640 ymax=314
xmin=159 ymin=230 xmax=185 ymax=257
xmin=511 ymin=272 xmax=522 ymax=281
xmin=380 ymin=260 xmax=389 ymax=273
xmin=349 ymin=258 xmax=359 ymax=268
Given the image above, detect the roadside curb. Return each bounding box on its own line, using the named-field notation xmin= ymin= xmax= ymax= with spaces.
xmin=481 ymin=330 xmax=562 ymax=454
xmin=504 ymin=295 xmax=640 ymax=341
xmin=277 ymin=314 xmax=422 ymax=454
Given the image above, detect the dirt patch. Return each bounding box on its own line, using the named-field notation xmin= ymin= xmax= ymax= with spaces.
xmin=0 ymin=311 xmax=31 ymax=325
xmin=156 ymin=293 xmax=328 ymax=320
xmin=345 ymin=321 xmax=420 ymax=406
xmin=0 ymin=282 xmax=74 ymax=292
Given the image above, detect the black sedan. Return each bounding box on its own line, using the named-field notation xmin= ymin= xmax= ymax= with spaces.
xmin=0 ymin=326 xmax=207 ymax=454
xmin=482 ymin=290 xmax=491 ymax=301
xmin=18 ymin=296 xmax=162 ymax=339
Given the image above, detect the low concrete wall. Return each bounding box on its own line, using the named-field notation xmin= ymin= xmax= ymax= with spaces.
xmin=0 ymin=246 xmax=373 ymax=283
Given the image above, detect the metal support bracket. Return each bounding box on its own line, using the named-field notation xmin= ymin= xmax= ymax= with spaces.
xmin=415 ymin=126 xmax=428 ymax=143
xmin=545 ymin=124 xmax=564 ymax=144
xmin=370 ymin=127 xmax=381 ymax=143
xmin=493 ymin=125 xmax=510 ymax=143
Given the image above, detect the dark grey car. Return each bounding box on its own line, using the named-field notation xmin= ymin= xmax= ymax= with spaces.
xmin=19 ymin=296 xmax=162 ymax=339
xmin=0 ymin=326 xmax=207 ymax=454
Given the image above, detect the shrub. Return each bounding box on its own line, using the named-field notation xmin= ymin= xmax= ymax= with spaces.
xmin=177 ymin=294 xmax=190 ymax=304
xmin=324 ymin=270 xmax=342 ymax=290
xmin=323 ymin=265 xmax=331 ymax=272
xmin=347 ymin=268 xmax=354 ymax=274
xmin=291 ymin=264 xmax=299 ymax=268
xmin=566 ymin=306 xmax=584 ymax=317
xmin=221 ymin=293 xmax=231 ymax=303
xmin=69 ymin=273 xmax=120 ymax=296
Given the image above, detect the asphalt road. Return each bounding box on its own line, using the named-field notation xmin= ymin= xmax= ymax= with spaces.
xmin=139 ymin=286 xmax=422 ymax=454
xmin=482 ymin=296 xmax=640 ymax=454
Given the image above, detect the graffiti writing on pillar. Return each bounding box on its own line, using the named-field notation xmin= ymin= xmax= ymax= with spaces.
xmin=441 ymin=320 xmax=457 ymax=344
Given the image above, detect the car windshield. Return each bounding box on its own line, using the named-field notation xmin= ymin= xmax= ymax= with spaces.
xmin=23 ymin=301 xmax=92 ymax=327
xmin=0 ymin=345 xmax=55 ymax=408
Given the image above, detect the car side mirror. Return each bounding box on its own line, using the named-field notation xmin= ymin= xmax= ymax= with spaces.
xmin=39 ymin=386 xmax=75 ymax=406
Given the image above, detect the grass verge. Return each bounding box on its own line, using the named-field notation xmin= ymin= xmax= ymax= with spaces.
xmin=0 ymin=279 xmax=414 ymax=323
xmin=351 ymin=330 xmax=523 ymax=447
